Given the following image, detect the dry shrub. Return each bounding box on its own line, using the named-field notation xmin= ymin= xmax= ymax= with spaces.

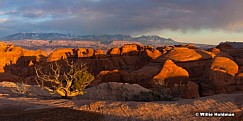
xmin=11 ymin=80 xmax=30 ymax=96
xmin=35 ymin=59 xmax=94 ymax=98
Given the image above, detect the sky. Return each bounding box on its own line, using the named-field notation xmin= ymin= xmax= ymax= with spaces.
xmin=0 ymin=0 xmax=243 ymax=44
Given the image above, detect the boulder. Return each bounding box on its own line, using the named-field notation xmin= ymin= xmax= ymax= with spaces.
xmin=182 ymin=81 xmax=200 ymax=99
xmin=93 ymin=49 xmax=106 ymax=58
xmin=211 ymin=57 xmax=238 ymax=76
xmin=0 ymin=73 xmax=24 ymax=82
xmin=23 ymin=49 xmax=47 ymax=62
xmin=47 ymin=48 xmax=94 ymax=62
xmin=235 ymin=73 xmax=243 ymax=85
xmin=107 ymin=47 xmax=120 ymax=56
xmin=156 ymin=45 xmax=174 ymax=54
xmin=120 ymin=44 xmax=140 ymax=56
xmin=207 ymin=48 xmax=221 ymax=55
xmin=156 ymin=47 xmax=214 ymax=62
xmin=130 ymin=63 xmax=162 ymax=88
xmin=235 ymin=59 xmax=243 ymax=67
xmin=175 ymin=59 xmax=212 ymax=83
xmin=0 ymin=81 xmax=58 ymax=97
xmin=151 ymin=59 xmax=189 ymax=87
xmin=93 ymin=69 xmax=130 ymax=86
xmin=216 ymin=42 xmax=234 ymax=50
xmin=110 ymin=56 xmax=139 ymax=71
xmin=222 ymin=48 xmax=243 ymax=59
xmin=0 ymin=42 xmax=47 ymax=72
xmin=47 ymin=48 xmax=73 ymax=61
xmin=216 ymin=52 xmax=234 ymax=60
xmin=200 ymin=57 xmax=239 ymax=96
xmin=144 ymin=49 xmax=162 ymax=59
xmin=82 ymin=48 xmax=94 ymax=57
xmin=78 ymin=82 xmax=154 ymax=101
xmin=174 ymin=44 xmax=198 ymax=49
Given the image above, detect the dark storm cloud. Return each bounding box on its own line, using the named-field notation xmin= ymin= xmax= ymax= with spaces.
xmin=0 ymin=0 xmax=243 ymax=36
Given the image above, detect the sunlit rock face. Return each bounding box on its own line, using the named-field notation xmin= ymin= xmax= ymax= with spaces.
xmin=162 ymin=47 xmax=214 ymax=62
xmin=211 ymin=57 xmax=238 ymax=76
xmin=120 ymin=44 xmax=140 ymax=56
xmin=207 ymin=47 xmax=221 ymax=55
xmin=0 ymin=41 xmax=242 ymax=99
xmin=200 ymin=56 xmax=239 ymax=96
xmin=47 ymin=48 xmax=94 ymax=62
xmin=0 ymin=42 xmax=47 ymax=73
xmin=151 ymin=59 xmax=189 ymax=87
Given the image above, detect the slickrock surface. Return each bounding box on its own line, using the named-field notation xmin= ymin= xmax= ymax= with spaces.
xmin=0 ymin=82 xmax=242 ymax=121
xmin=0 ymin=92 xmax=242 ymax=121
xmin=78 ymin=82 xmax=153 ymax=101
xmin=161 ymin=47 xmax=214 ymax=62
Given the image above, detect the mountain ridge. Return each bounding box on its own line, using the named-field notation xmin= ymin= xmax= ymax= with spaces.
xmin=1 ymin=32 xmax=179 ymax=45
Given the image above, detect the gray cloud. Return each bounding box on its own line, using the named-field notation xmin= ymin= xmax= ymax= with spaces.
xmin=0 ymin=0 xmax=243 ymax=37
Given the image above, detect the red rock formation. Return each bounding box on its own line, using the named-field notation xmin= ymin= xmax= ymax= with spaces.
xmin=47 ymin=48 xmax=95 ymax=62
xmin=1 ymin=41 xmax=243 ymax=100
xmin=211 ymin=57 xmax=238 ymax=76
xmin=144 ymin=49 xmax=162 ymax=59
xmin=175 ymin=44 xmax=198 ymax=49
xmin=151 ymin=59 xmax=189 ymax=87
xmin=0 ymin=73 xmax=23 ymax=82
xmin=235 ymin=73 xmax=243 ymax=91
xmin=154 ymin=47 xmax=214 ymax=62
xmin=0 ymin=42 xmax=47 ymax=73
xmin=200 ymin=57 xmax=239 ymax=96
xmin=93 ymin=49 xmax=106 ymax=58
xmin=92 ymin=70 xmax=130 ymax=86
xmin=216 ymin=42 xmax=234 ymax=50
xmin=182 ymin=81 xmax=200 ymax=99
xmin=80 ymin=82 xmax=153 ymax=101
xmin=207 ymin=48 xmax=221 ymax=55
xmin=107 ymin=47 xmax=120 ymax=56
xmin=156 ymin=45 xmax=174 ymax=54
xmin=176 ymin=59 xmax=212 ymax=83
xmin=130 ymin=63 xmax=162 ymax=87
xmin=120 ymin=44 xmax=140 ymax=56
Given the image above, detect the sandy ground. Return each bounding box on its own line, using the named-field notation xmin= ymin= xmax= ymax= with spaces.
xmin=0 ymin=82 xmax=242 ymax=121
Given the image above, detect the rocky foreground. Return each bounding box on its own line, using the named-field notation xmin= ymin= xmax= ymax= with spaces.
xmin=0 ymin=81 xmax=242 ymax=121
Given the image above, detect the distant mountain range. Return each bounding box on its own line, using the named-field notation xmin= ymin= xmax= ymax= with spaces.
xmin=1 ymin=33 xmax=179 ymax=45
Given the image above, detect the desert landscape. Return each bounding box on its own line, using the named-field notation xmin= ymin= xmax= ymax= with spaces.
xmin=0 ymin=39 xmax=242 ymax=120
xmin=1 ymin=0 xmax=243 ymax=120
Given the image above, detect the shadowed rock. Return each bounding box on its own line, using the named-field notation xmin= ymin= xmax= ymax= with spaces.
xmin=78 ymin=82 xmax=153 ymax=101
xmin=200 ymin=57 xmax=239 ymax=96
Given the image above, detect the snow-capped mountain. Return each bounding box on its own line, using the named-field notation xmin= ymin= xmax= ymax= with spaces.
xmin=1 ymin=33 xmax=75 ymax=40
xmin=1 ymin=33 xmax=179 ymax=44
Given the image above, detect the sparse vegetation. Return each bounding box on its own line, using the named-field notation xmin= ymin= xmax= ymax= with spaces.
xmin=153 ymin=86 xmax=184 ymax=101
xmin=11 ymin=80 xmax=30 ymax=96
xmin=130 ymin=85 xmax=184 ymax=102
xmin=35 ymin=60 xmax=95 ymax=98
xmin=151 ymin=83 xmax=185 ymax=101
